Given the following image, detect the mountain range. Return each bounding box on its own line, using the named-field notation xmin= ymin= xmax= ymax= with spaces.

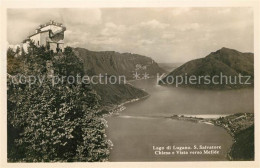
xmin=74 ymin=47 xmax=165 ymax=80
xmin=73 ymin=47 xmax=254 ymax=106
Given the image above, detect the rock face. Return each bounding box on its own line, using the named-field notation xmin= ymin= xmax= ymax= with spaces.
xmin=74 ymin=47 xmax=165 ymax=80
xmin=160 ymin=47 xmax=254 ymax=89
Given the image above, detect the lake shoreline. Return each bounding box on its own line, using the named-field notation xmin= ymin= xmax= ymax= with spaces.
xmin=168 ymin=113 xmax=254 ymax=161
xmin=167 ymin=114 xmax=234 ymax=160
xmin=101 ymin=94 xmax=150 ymax=117
xmin=100 ymin=78 xmax=152 ymax=117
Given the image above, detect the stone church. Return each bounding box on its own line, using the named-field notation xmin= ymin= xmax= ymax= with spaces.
xmin=23 ymin=20 xmax=66 ymax=53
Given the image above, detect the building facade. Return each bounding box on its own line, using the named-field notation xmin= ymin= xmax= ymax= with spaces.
xmin=23 ymin=20 xmax=66 ymax=53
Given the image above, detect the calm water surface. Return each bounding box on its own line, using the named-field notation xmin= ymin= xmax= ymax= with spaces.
xmin=106 ymin=79 xmax=254 ymax=161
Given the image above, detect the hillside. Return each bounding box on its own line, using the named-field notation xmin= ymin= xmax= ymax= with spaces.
xmin=93 ymin=83 xmax=148 ymax=106
xmin=160 ymin=47 xmax=254 ymax=89
xmin=73 ymin=47 xmax=165 ymax=106
xmin=74 ymin=47 xmax=165 ymax=80
xmin=229 ymin=125 xmax=254 ymax=160
xmin=213 ymin=113 xmax=254 ymax=160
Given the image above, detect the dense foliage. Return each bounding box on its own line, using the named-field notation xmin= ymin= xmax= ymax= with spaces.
xmin=213 ymin=113 xmax=254 ymax=160
xmin=230 ymin=125 xmax=254 ymax=160
xmin=7 ymin=42 xmax=111 ymax=162
xmin=7 ymin=47 xmax=22 ymax=75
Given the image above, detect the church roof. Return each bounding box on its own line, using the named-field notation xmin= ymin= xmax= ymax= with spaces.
xmin=28 ymin=30 xmax=50 ymax=38
xmin=38 ymin=20 xmax=65 ymax=30
xmin=22 ymin=20 xmax=66 ymax=43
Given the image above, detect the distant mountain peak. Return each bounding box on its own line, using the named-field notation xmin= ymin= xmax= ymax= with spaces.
xmin=220 ymin=47 xmax=231 ymax=50
xmin=160 ymin=47 xmax=254 ymax=89
xmin=217 ymin=47 xmax=253 ymax=55
xmin=217 ymin=47 xmax=240 ymax=54
xmin=207 ymin=47 xmax=245 ymax=59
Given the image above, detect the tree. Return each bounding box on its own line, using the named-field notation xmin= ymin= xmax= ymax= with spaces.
xmin=16 ymin=46 xmax=21 ymax=56
xmin=7 ymin=47 xmax=21 ymax=75
xmin=64 ymin=46 xmax=73 ymax=56
xmin=7 ymin=47 xmax=15 ymax=59
xmin=21 ymin=47 xmax=26 ymax=57
xmin=7 ymin=44 xmax=111 ymax=162
xmin=54 ymin=46 xmax=84 ymax=77
xmin=8 ymin=80 xmax=111 ymax=162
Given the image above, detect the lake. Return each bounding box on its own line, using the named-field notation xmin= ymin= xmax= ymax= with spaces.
xmin=106 ymin=79 xmax=254 ymax=161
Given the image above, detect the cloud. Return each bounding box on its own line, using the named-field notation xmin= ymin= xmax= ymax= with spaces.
xmin=175 ymin=23 xmax=200 ymax=31
xmin=8 ymin=9 xmax=61 ymax=23
xmin=61 ymin=9 xmax=102 ymax=25
xmin=162 ymin=32 xmax=176 ymax=39
xmin=91 ymin=37 xmax=122 ymax=45
xmin=137 ymin=39 xmax=154 ymax=46
xmin=66 ymin=41 xmax=80 ymax=47
xmin=100 ymin=22 xmax=126 ymax=36
xmin=139 ymin=20 xmax=169 ymax=29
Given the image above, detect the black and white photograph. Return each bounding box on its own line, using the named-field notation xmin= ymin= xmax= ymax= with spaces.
xmin=1 ymin=0 xmax=260 ymax=167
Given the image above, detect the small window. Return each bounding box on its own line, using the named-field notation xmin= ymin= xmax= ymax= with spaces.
xmin=38 ymin=41 xmax=39 ymax=46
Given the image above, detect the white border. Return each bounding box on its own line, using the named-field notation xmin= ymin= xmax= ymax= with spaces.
xmin=0 ymin=0 xmax=259 ymax=168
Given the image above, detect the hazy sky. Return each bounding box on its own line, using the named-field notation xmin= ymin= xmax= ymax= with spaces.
xmin=7 ymin=8 xmax=253 ymax=63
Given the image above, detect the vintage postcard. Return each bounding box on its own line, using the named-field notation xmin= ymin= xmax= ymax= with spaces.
xmin=0 ymin=0 xmax=259 ymax=168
